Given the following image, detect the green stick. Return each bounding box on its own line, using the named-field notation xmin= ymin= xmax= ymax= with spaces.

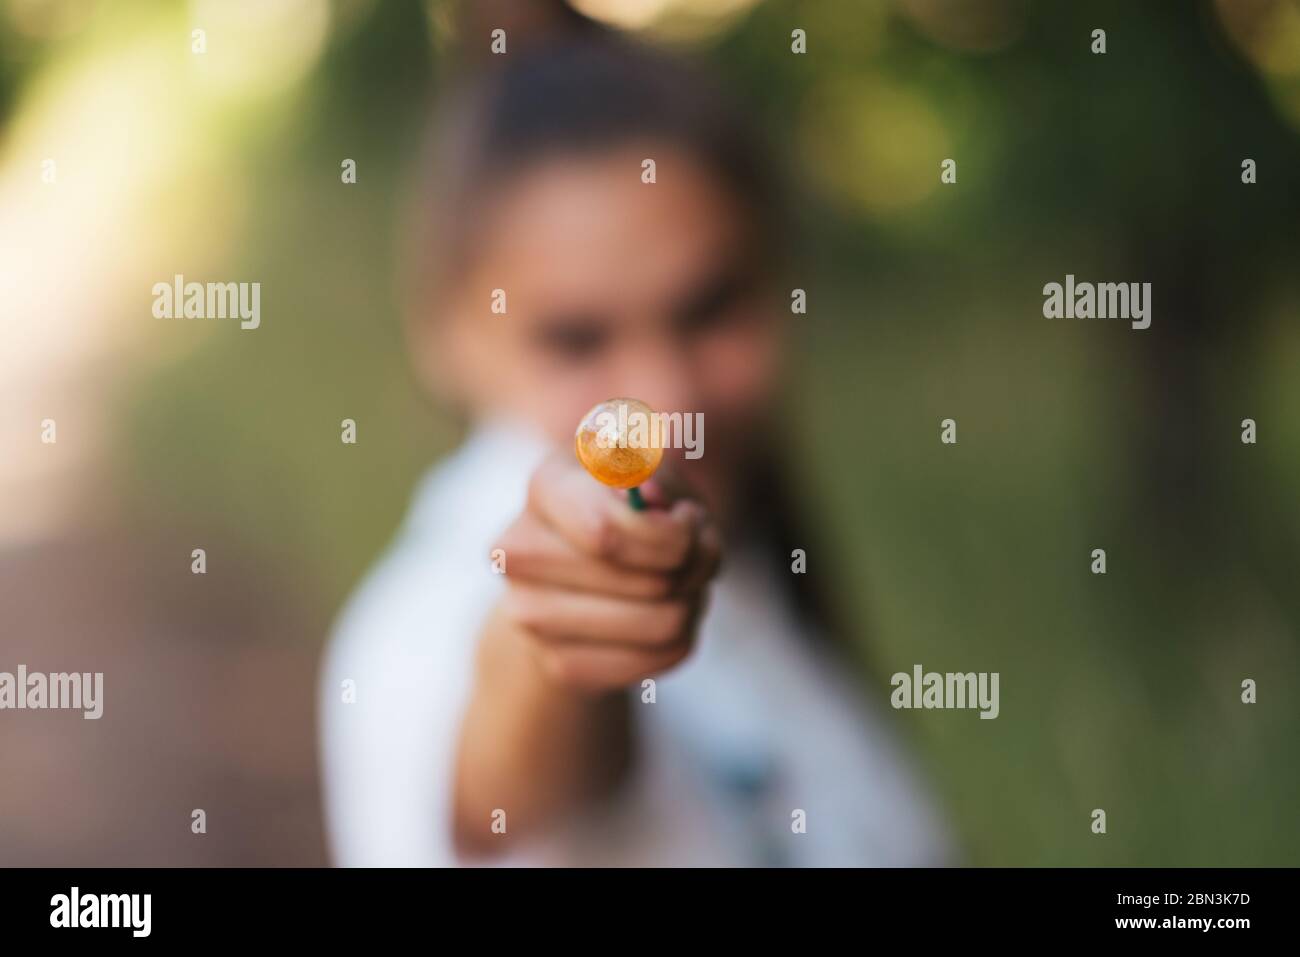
xmin=627 ymin=486 xmax=646 ymax=511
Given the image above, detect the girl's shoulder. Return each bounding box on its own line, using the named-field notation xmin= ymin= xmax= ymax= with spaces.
xmin=324 ymin=422 xmax=549 ymax=665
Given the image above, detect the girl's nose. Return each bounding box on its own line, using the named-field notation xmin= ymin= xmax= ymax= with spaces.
xmin=619 ymin=344 xmax=698 ymax=417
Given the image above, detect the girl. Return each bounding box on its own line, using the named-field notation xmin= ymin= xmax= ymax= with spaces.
xmin=319 ymin=29 xmax=950 ymax=867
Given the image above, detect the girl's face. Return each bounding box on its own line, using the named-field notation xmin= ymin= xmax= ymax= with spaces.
xmin=434 ymin=144 xmax=786 ymax=514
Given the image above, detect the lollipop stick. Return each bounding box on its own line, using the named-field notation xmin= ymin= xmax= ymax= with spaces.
xmin=627 ymin=486 xmax=647 ymax=511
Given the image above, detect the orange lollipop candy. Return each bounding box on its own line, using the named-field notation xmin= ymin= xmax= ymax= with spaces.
xmin=574 ymin=397 xmax=664 ymax=509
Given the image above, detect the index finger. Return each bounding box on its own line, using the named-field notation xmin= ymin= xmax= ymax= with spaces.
xmin=527 ymin=453 xmax=704 ymax=572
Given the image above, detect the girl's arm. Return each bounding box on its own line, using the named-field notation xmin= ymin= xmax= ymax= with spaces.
xmin=451 ymin=452 xmax=721 ymax=855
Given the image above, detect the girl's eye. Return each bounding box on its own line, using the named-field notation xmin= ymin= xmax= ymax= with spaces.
xmin=673 ymin=269 xmax=752 ymax=334
xmin=531 ymin=317 xmax=611 ymax=362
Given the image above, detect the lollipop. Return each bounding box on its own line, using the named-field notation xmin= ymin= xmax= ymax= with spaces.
xmin=575 ymin=397 xmax=664 ymax=510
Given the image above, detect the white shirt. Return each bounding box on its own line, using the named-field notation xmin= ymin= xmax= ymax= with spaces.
xmin=318 ymin=422 xmax=952 ymax=866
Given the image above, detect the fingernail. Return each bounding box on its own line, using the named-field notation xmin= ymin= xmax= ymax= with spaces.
xmin=670 ymin=500 xmax=702 ymax=525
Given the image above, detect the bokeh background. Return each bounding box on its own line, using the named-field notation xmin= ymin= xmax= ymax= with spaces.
xmin=2 ymin=0 xmax=1298 ymax=866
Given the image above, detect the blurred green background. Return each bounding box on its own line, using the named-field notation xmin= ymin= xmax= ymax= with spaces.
xmin=1 ymin=0 xmax=1297 ymax=865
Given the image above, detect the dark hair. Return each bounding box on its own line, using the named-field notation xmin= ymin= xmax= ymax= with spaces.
xmin=403 ymin=32 xmax=782 ymax=319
